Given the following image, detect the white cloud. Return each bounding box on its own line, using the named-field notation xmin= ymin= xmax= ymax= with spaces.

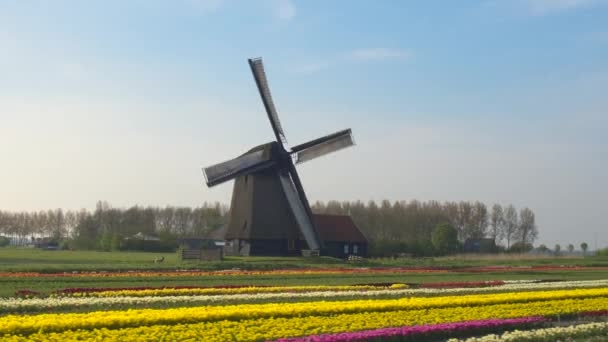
xmin=272 ymin=0 xmax=296 ymax=20
xmin=350 ymin=48 xmax=410 ymax=61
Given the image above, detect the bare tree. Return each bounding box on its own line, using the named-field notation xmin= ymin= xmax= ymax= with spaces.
xmin=502 ymin=205 xmax=518 ymax=249
xmin=516 ymin=207 xmax=538 ymax=247
xmin=567 ymin=244 xmax=574 ymax=254
xmin=469 ymin=201 xmax=488 ymax=239
xmin=490 ymin=204 xmax=504 ymax=245
xmin=456 ymin=201 xmax=473 ymax=241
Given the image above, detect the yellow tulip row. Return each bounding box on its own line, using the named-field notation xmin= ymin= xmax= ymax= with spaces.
xmin=1 ymin=288 xmax=606 ymax=336
xmin=64 ymin=284 xmax=408 ymax=297
xmin=2 ymin=296 xmax=607 ymax=341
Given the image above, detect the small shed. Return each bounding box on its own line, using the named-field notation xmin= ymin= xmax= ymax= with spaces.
xmin=177 ymin=238 xmax=223 ymax=261
xmin=313 ymin=214 xmax=368 ymax=258
xmin=464 ymin=238 xmax=497 ymax=253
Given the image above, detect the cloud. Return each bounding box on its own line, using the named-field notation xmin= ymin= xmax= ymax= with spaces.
xmin=349 ymin=48 xmax=410 ymax=62
xmin=272 ymin=0 xmax=296 ymax=20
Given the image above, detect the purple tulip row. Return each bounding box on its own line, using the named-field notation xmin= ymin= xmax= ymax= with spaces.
xmin=271 ymin=317 xmax=546 ymax=342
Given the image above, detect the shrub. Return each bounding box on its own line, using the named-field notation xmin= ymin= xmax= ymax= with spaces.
xmin=431 ymin=223 xmax=459 ymax=255
xmin=0 ymin=236 xmax=10 ymax=247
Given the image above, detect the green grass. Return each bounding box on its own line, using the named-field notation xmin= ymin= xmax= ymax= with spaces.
xmin=1 ymin=247 xmax=607 ymax=298
xmin=2 ymin=248 xmax=608 ymax=273
xmin=2 ymin=270 xmax=608 ymax=298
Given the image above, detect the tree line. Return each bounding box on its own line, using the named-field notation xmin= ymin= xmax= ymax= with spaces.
xmin=0 ymin=201 xmax=229 ymax=250
xmin=311 ymin=200 xmax=538 ymax=255
xmin=0 ymin=200 xmax=538 ymax=255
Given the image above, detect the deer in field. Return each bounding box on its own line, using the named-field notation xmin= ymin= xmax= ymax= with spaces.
xmin=154 ymin=256 xmax=165 ymax=263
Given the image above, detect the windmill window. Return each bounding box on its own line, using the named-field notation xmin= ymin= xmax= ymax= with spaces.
xmin=343 ymin=244 xmax=349 ymax=254
xmin=353 ymin=244 xmax=359 ymax=254
xmin=288 ymin=239 xmax=295 ymax=250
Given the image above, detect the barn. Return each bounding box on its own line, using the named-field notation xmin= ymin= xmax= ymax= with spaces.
xmin=313 ymin=214 xmax=368 ymax=258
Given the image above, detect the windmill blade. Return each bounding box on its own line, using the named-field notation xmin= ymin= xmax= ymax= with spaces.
xmin=292 ymin=129 xmax=354 ymax=164
xmin=248 ymin=57 xmax=287 ymax=146
xmin=203 ymin=150 xmax=275 ymax=187
xmin=278 ymin=171 xmax=321 ymax=251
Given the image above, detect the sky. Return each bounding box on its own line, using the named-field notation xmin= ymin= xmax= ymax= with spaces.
xmin=0 ymin=0 xmax=607 ymax=248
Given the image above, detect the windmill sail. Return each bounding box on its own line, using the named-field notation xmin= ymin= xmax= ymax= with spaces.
xmin=278 ymin=171 xmax=321 ymax=251
xmin=203 ymin=150 xmax=275 ymax=187
xmin=292 ymin=129 xmax=354 ymax=164
xmin=248 ymin=57 xmax=287 ymax=146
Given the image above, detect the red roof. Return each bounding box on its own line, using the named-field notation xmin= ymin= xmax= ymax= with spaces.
xmin=313 ymin=214 xmax=368 ymax=243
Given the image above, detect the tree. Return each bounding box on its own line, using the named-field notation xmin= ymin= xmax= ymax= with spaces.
xmin=510 ymin=241 xmax=533 ymax=253
xmin=581 ymin=242 xmax=589 ymax=256
xmin=554 ymin=244 xmax=561 ymax=256
xmin=489 ymin=204 xmax=504 ymax=244
xmin=468 ymin=202 xmax=488 ymax=239
xmin=516 ymin=207 xmax=538 ymax=247
xmin=456 ymin=202 xmax=473 ymax=241
xmin=537 ymin=244 xmax=549 ymax=253
xmin=431 ymin=223 xmax=459 ymax=255
xmin=502 ymin=205 xmax=518 ymax=249
xmin=567 ymin=244 xmax=574 ymax=254
xmin=73 ymin=215 xmax=100 ymax=250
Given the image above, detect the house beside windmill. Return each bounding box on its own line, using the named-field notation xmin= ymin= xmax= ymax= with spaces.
xmin=313 ymin=214 xmax=368 ymax=258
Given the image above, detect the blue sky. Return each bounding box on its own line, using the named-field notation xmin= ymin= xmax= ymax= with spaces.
xmin=1 ymin=0 xmax=607 ymax=247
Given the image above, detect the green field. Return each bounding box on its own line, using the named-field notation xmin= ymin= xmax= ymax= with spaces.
xmin=1 ymin=248 xmax=608 ymax=298
xmin=2 ymin=247 xmax=607 ymax=272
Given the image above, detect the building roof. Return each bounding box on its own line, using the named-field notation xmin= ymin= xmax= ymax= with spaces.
xmin=313 ymin=214 xmax=368 ymax=243
xmin=204 ymin=225 xmax=227 ymax=240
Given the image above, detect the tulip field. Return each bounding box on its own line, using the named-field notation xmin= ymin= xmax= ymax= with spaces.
xmin=1 ymin=264 xmax=608 ymax=341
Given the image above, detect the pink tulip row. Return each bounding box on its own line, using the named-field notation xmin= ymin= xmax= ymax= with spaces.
xmin=271 ymin=317 xmax=546 ymax=342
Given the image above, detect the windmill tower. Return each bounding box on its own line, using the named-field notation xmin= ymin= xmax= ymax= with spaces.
xmin=202 ymin=58 xmax=355 ymax=256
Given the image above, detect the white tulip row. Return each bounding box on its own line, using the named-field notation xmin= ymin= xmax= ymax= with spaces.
xmin=451 ymin=321 xmax=608 ymax=341
xmin=2 ymin=279 xmax=607 ymax=314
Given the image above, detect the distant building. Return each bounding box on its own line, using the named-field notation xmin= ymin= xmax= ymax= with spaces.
xmin=464 ymin=238 xmax=497 ymax=253
xmin=34 ymin=237 xmax=59 ymax=250
xmin=223 ymin=213 xmax=368 ymax=258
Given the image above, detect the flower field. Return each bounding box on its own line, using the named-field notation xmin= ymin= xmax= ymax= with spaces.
xmin=1 ymin=272 xmax=608 ymax=341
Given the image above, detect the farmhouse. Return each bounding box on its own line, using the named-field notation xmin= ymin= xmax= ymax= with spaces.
xmin=313 ymin=214 xmax=368 ymax=258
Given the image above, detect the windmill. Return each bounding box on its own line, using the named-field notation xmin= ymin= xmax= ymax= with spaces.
xmin=202 ymin=57 xmax=355 ymax=256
